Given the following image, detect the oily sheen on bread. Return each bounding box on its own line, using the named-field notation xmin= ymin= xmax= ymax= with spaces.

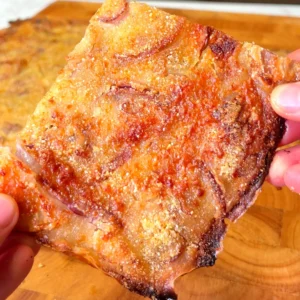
xmin=0 ymin=0 xmax=299 ymax=299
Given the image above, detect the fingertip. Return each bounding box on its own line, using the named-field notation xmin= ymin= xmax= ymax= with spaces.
xmin=0 ymin=244 xmax=35 ymax=299
xmin=13 ymin=244 xmax=35 ymax=272
xmin=31 ymin=240 xmax=41 ymax=256
xmin=284 ymin=164 xmax=300 ymax=194
xmin=0 ymin=233 xmax=41 ymax=256
xmin=0 ymin=193 xmax=19 ymax=215
xmin=0 ymin=194 xmax=19 ymax=233
xmin=271 ymin=83 xmax=300 ymax=121
xmin=271 ymin=84 xmax=287 ymax=115
xmin=288 ymin=49 xmax=300 ymax=61
xmin=20 ymin=235 xmax=40 ymax=256
xmin=280 ymin=120 xmax=300 ymax=146
xmin=268 ymin=151 xmax=289 ymax=187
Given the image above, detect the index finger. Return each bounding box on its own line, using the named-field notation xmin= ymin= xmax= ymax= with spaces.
xmin=288 ymin=49 xmax=300 ymax=61
xmin=271 ymin=50 xmax=300 ymax=144
xmin=0 ymin=194 xmax=18 ymax=246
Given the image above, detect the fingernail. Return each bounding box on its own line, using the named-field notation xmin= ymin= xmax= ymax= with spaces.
xmin=0 ymin=197 xmax=15 ymax=229
xmin=274 ymin=83 xmax=300 ymax=113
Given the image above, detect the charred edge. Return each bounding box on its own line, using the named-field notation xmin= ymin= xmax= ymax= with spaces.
xmin=151 ymin=291 xmax=178 ymax=300
xmin=36 ymin=234 xmax=50 ymax=247
xmin=227 ymin=117 xmax=286 ymax=221
xmin=201 ymin=26 xmax=214 ymax=53
xmin=133 ymin=286 xmax=177 ymax=300
xmin=39 ymin=237 xmax=178 ymax=300
xmin=106 ymin=271 xmax=177 ymax=300
xmin=209 ymin=32 xmax=237 ymax=60
xmin=197 ymin=218 xmax=227 ymax=267
xmin=98 ymin=0 xmax=128 ymax=23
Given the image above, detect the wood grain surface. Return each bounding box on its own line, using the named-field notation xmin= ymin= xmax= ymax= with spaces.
xmin=8 ymin=2 xmax=300 ymax=300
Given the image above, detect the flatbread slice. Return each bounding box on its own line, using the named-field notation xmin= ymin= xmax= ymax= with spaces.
xmin=0 ymin=0 xmax=299 ymax=299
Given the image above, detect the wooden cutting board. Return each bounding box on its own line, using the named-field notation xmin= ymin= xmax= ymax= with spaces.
xmin=8 ymin=2 xmax=300 ymax=300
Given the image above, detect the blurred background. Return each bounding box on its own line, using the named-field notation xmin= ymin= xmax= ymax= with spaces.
xmin=153 ymin=0 xmax=300 ymax=2
xmin=160 ymin=0 xmax=300 ymax=2
xmin=0 ymin=0 xmax=299 ymax=29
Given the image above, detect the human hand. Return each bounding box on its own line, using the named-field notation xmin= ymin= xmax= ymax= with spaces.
xmin=269 ymin=49 xmax=300 ymax=193
xmin=0 ymin=194 xmax=40 ymax=299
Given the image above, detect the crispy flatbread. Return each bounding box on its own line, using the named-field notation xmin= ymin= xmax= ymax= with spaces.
xmin=0 ymin=1 xmax=299 ymax=299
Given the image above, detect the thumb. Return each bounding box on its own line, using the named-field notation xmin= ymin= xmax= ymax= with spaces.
xmin=271 ymin=82 xmax=300 ymax=122
xmin=0 ymin=194 xmax=18 ymax=246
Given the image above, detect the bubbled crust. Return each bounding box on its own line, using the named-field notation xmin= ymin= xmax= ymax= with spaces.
xmin=5 ymin=0 xmax=299 ymax=299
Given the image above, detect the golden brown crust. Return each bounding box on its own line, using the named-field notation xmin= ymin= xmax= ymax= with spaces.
xmin=98 ymin=0 xmax=128 ymax=23
xmin=0 ymin=1 xmax=299 ymax=299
